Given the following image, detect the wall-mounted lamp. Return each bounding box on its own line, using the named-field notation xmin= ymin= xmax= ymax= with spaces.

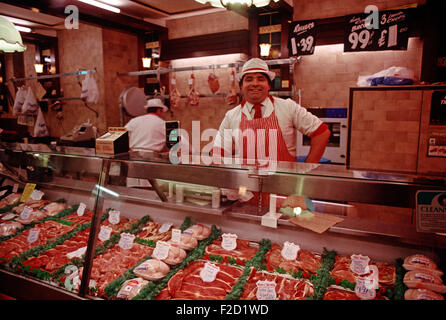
xmin=34 ymin=64 xmax=43 ymax=73
xmin=259 ymin=43 xmax=271 ymax=57
xmin=142 ymin=57 xmax=152 ymax=68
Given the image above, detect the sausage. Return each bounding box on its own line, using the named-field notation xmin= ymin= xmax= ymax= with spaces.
xmin=403 ymin=270 xmax=446 ymax=293
xmin=404 ymin=288 xmax=444 ymax=300
xmin=403 ymin=254 xmax=443 ymax=277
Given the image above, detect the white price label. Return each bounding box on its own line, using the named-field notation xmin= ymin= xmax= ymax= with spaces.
xmin=108 ymin=210 xmax=120 ymax=225
xmin=354 ymin=265 xmax=379 ymax=300
xmin=20 ymin=206 xmax=33 ymax=220
xmin=153 ymin=241 xmax=171 ymax=260
xmin=64 ymin=265 xmax=78 ymax=275
xmin=27 ymin=228 xmax=40 ymax=243
xmin=64 ymin=269 xmax=79 ymax=290
xmin=77 ymin=203 xmax=86 ymax=216
xmin=188 ymin=78 xmax=193 ymax=85
xmin=221 ymin=233 xmax=237 ymax=251
xmin=171 ymin=228 xmax=181 ymax=244
xmin=171 ymin=78 xmax=176 ymax=85
xmin=118 ymin=233 xmax=135 ymax=250
xmin=30 ymin=189 xmax=44 ymax=201
xmin=199 ymin=262 xmax=220 ymax=282
xmin=350 ymin=254 xmax=370 ymax=275
xmin=281 ymin=242 xmax=300 ymax=261
xmin=355 ymin=276 xmax=377 ymax=300
xmin=159 ymin=223 xmax=173 ymax=233
xmin=98 ymin=225 xmax=113 ymax=242
xmin=256 ymin=280 xmax=277 ymax=300
xmin=89 ymin=279 xmax=97 ymax=289
xmin=13 ymin=184 xmax=19 ymax=193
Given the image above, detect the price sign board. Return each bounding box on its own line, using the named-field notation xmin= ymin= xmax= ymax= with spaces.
xmin=344 ymin=9 xmax=409 ymax=52
xmin=288 ymin=19 xmax=317 ymax=56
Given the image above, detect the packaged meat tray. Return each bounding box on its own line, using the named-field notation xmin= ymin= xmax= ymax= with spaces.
xmin=239 ymin=268 xmax=314 ymax=300
xmin=323 ymin=285 xmax=388 ymax=300
xmin=154 ymin=260 xmax=244 ymax=300
xmin=136 ymin=221 xmax=172 ymax=242
xmin=80 ymin=242 xmax=154 ymax=297
xmin=205 ymin=238 xmax=259 ymax=262
xmin=265 ymin=243 xmax=321 ymax=275
xmin=0 ymin=220 xmax=76 ymax=262
xmin=330 ymin=255 xmax=396 ymax=285
xmin=21 ymin=228 xmax=92 ymax=272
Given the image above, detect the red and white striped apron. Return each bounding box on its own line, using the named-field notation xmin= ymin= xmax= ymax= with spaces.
xmin=239 ymin=95 xmax=297 ymax=206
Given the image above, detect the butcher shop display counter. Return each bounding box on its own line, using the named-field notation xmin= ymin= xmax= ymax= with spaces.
xmin=0 ymin=143 xmax=445 ymax=301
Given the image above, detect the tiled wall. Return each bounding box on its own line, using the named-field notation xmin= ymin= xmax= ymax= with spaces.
xmin=49 ymin=24 xmax=138 ymax=138
xmin=102 ymin=28 xmax=139 ymax=131
xmin=53 ymin=23 xmax=106 ymax=137
xmin=349 ymin=89 xmax=423 ymax=173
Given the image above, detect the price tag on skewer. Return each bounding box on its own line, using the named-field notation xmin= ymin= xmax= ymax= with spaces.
xmin=171 ymin=228 xmax=181 ymax=244
xmin=27 ymin=228 xmax=40 ymax=243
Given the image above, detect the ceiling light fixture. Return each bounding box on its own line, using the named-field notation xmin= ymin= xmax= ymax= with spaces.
xmin=78 ymin=0 xmax=121 ymax=13
xmin=195 ymin=0 xmax=279 ymax=8
xmin=0 ymin=16 xmax=26 ymax=52
xmin=15 ymin=25 xmax=32 ymax=33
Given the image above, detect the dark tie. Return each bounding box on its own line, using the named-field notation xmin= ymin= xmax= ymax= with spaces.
xmin=253 ymin=103 xmax=262 ymax=119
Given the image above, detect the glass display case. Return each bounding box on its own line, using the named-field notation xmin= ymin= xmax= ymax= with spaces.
xmin=0 ymin=142 xmax=445 ymax=300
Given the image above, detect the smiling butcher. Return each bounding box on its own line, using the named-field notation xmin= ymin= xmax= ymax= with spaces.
xmin=212 ymin=58 xmax=330 ymax=164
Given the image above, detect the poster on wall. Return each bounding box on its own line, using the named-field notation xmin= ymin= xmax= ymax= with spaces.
xmin=344 ymin=9 xmax=409 ymax=52
xmin=288 ymin=20 xmax=317 ymax=56
xmin=416 ymin=190 xmax=446 ymax=233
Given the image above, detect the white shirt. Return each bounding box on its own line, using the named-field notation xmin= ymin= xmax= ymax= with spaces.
xmin=125 ymin=114 xmax=166 ymax=151
xmin=213 ymin=96 xmax=323 ymax=157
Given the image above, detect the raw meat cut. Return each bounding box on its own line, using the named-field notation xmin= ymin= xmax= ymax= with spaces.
xmin=265 ymin=243 xmax=321 ymax=274
xmin=155 ymin=260 xmax=243 ymax=300
xmin=187 ymin=74 xmax=199 ymax=106
xmin=240 ymin=268 xmax=314 ymax=300
xmin=205 ymin=238 xmax=258 ymax=261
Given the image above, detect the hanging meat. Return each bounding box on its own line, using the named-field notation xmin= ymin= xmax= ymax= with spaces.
xmin=169 ymin=75 xmax=181 ymax=108
xmin=187 ymin=73 xmax=200 ymax=106
xmin=225 ymin=70 xmax=239 ymax=105
xmin=208 ymin=71 xmax=220 ymax=94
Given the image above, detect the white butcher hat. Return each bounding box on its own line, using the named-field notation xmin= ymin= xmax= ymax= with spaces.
xmin=145 ymin=98 xmax=168 ymax=112
xmin=237 ymin=58 xmax=276 ymax=82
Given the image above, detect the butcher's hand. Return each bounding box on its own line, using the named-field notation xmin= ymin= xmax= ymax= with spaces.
xmin=305 ymin=129 xmax=330 ymax=164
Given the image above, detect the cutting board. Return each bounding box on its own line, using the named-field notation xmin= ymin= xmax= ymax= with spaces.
xmin=289 ymin=211 xmax=344 ymax=234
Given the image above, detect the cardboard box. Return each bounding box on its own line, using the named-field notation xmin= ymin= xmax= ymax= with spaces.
xmin=95 ymin=127 xmax=129 ymax=155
